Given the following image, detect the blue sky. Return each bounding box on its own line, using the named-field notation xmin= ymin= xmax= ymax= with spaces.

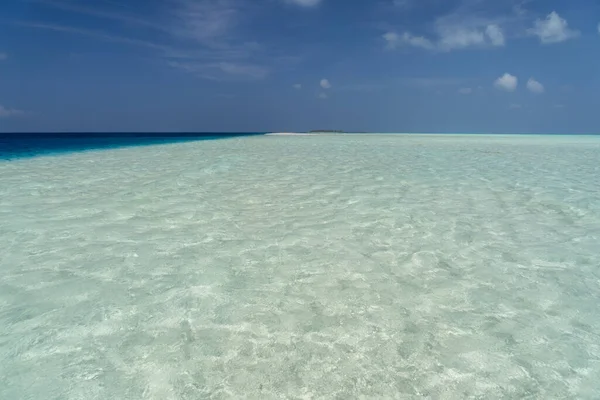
xmin=1 ymin=0 xmax=600 ymax=133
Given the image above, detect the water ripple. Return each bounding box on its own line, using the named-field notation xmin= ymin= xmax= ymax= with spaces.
xmin=1 ymin=135 xmax=600 ymax=399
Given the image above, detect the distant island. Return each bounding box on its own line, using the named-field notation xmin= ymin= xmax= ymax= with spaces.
xmin=267 ymin=130 xmax=368 ymax=136
xmin=309 ymin=130 xmax=343 ymax=133
xmin=308 ymin=130 xmax=367 ymax=133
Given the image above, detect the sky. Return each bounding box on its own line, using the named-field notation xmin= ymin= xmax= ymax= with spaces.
xmin=1 ymin=0 xmax=600 ymax=133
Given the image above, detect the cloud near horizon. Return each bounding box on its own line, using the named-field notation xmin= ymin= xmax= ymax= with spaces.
xmin=0 ymin=105 xmax=25 ymax=118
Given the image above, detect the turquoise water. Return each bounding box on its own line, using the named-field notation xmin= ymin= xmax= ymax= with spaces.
xmin=1 ymin=134 xmax=600 ymax=399
xmin=0 ymin=132 xmax=262 ymax=160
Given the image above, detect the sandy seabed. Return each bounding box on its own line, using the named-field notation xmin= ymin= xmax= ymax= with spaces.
xmin=1 ymin=134 xmax=600 ymax=399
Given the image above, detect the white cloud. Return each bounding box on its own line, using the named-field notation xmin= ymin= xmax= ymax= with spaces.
xmin=529 ymin=12 xmax=579 ymax=44
xmin=458 ymin=87 xmax=473 ymax=94
xmin=320 ymin=78 xmax=332 ymax=89
xmin=383 ymin=32 xmax=434 ymax=50
xmin=384 ymin=0 xmax=531 ymax=52
xmin=438 ymin=22 xmax=506 ymax=50
xmin=0 ymin=53 xmax=7 ymax=60
xmin=438 ymin=27 xmax=485 ymax=50
xmin=526 ymin=78 xmax=544 ymax=94
xmin=509 ymin=103 xmax=522 ymax=109
xmin=0 ymin=105 xmax=25 ymax=118
xmin=285 ymin=0 xmax=322 ymax=6
xmin=293 ymin=83 xmax=302 ymax=89
xmin=485 ymin=24 xmax=505 ymax=46
xmin=385 ymin=23 xmax=505 ymax=52
xmin=494 ymin=73 xmax=518 ymax=92
xmin=318 ymin=92 xmax=328 ymax=99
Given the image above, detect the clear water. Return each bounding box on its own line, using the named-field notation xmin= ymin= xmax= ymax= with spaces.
xmin=1 ymin=134 xmax=600 ymax=399
xmin=0 ymin=132 xmax=261 ymax=160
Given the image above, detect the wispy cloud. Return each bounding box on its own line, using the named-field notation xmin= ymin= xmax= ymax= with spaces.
xmin=338 ymin=82 xmax=387 ymax=92
xmin=217 ymin=62 xmax=269 ymax=79
xmin=168 ymin=61 xmax=269 ymax=80
xmin=172 ymin=0 xmax=240 ymax=45
xmin=338 ymin=78 xmax=466 ymax=93
xmin=35 ymin=0 xmax=246 ymax=47
xmin=320 ymin=78 xmax=332 ymax=89
xmin=19 ymin=22 xmax=171 ymax=51
xmin=383 ymin=32 xmax=434 ymax=50
xmin=0 ymin=53 xmax=7 ymax=60
xmin=31 ymin=0 xmax=166 ymax=32
xmin=0 ymin=105 xmax=25 ymax=118
xmin=293 ymin=83 xmax=302 ymax=89
xmin=392 ymin=0 xmax=412 ymax=9
xmin=285 ymin=0 xmax=323 ymax=7
xmin=21 ymin=0 xmax=271 ymax=80
xmin=401 ymin=77 xmax=469 ymax=87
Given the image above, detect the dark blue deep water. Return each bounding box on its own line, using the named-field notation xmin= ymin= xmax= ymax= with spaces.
xmin=0 ymin=132 xmax=264 ymax=160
